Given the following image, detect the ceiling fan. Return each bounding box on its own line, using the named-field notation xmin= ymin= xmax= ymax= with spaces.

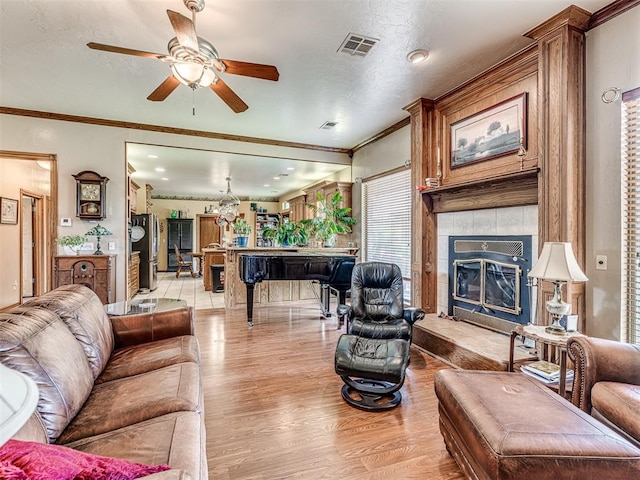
xmin=87 ymin=0 xmax=279 ymax=113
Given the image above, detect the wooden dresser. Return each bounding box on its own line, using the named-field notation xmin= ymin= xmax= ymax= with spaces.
xmin=54 ymin=255 xmax=116 ymax=304
xmin=128 ymin=251 xmax=140 ymax=299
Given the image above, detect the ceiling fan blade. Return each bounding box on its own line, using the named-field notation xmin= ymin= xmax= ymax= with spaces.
xmin=147 ymin=76 xmax=181 ymax=101
xmin=220 ymin=60 xmax=280 ymax=81
xmin=87 ymin=42 xmax=165 ymax=60
xmin=166 ymin=10 xmax=199 ymax=52
xmin=210 ymin=79 xmax=249 ymax=113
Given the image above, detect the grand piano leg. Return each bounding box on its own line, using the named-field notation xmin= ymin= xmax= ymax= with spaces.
xmin=320 ymin=283 xmax=331 ymax=318
xmin=245 ymin=283 xmax=255 ymax=327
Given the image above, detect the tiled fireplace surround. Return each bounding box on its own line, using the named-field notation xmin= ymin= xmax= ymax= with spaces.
xmin=436 ymin=205 xmax=539 ymax=323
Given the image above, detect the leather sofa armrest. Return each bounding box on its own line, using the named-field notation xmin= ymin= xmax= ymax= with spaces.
xmin=110 ymin=306 xmax=195 ymax=349
xmin=403 ymin=307 xmax=426 ymax=325
xmin=568 ymin=336 xmax=640 ymax=413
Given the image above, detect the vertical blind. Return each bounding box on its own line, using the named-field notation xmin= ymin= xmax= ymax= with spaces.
xmin=622 ymin=86 xmax=640 ymax=345
xmin=362 ymin=168 xmax=412 ymax=297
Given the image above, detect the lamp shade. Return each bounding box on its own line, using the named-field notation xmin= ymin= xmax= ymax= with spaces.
xmin=0 ymin=363 xmax=39 ymax=445
xmin=85 ymin=224 xmax=112 ymax=237
xmin=528 ymin=242 xmax=588 ymax=282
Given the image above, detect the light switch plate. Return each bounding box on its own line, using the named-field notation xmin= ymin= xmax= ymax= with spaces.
xmin=108 ymin=241 xmax=116 ymax=250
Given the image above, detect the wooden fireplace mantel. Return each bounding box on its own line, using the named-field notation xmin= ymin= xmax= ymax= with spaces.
xmin=421 ymin=168 xmax=539 ymax=214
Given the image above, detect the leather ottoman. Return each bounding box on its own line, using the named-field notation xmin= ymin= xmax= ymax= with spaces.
xmin=434 ymin=369 xmax=640 ymax=479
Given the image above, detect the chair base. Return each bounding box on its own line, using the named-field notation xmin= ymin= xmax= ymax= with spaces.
xmin=340 ymin=379 xmax=402 ymax=411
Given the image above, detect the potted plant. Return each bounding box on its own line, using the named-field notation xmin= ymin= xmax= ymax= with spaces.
xmin=307 ymin=191 xmax=356 ymax=247
xmin=261 ymin=220 xmax=310 ymax=247
xmin=56 ymin=234 xmax=87 ymax=255
xmin=233 ymin=218 xmax=252 ymax=247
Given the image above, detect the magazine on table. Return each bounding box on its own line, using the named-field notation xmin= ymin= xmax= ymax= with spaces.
xmin=520 ymin=360 xmax=573 ymax=383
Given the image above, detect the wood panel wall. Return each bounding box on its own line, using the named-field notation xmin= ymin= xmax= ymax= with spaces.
xmin=406 ymin=5 xmax=590 ymax=330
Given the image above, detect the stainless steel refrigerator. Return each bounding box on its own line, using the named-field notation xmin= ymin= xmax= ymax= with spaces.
xmin=131 ymin=213 xmax=158 ymax=291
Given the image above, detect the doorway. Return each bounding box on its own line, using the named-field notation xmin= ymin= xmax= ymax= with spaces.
xmin=0 ymin=151 xmax=56 ymax=310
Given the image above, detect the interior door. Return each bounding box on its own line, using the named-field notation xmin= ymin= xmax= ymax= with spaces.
xmin=198 ymin=215 xmax=221 ymax=250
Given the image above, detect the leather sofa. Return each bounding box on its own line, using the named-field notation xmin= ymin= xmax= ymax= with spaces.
xmin=0 ymin=284 xmax=207 ymax=479
xmin=568 ymin=335 xmax=640 ymax=448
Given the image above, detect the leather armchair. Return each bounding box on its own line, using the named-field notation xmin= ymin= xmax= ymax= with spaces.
xmin=334 ymin=262 xmax=425 ymax=410
xmin=567 ymin=336 xmax=640 ymax=447
xmin=337 ymin=262 xmax=425 ymax=339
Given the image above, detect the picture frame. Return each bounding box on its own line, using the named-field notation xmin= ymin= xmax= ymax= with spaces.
xmin=0 ymin=197 xmax=19 ymax=224
xmin=451 ymin=93 xmax=527 ymax=168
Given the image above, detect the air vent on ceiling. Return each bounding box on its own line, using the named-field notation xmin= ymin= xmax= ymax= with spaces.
xmin=320 ymin=121 xmax=338 ymax=130
xmin=338 ymin=33 xmax=378 ymax=57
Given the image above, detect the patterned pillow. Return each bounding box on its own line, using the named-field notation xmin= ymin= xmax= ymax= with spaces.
xmin=0 ymin=440 xmax=170 ymax=479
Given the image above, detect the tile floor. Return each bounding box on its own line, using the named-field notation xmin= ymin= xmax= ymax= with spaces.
xmin=134 ymin=271 xmax=225 ymax=310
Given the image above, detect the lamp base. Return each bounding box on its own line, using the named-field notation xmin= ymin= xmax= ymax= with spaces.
xmin=545 ymin=315 xmax=567 ymax=335
xmin=545 ymin=322 xmax=566 ymax=335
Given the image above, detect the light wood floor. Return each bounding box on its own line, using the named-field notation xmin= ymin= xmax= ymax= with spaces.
xmin=194 ymin=303 xmax=465 ymax=480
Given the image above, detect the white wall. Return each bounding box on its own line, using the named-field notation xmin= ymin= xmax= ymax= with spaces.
xmin=0 ymin=115 xmax=350 ymax=302
xmin=585 ymin=6 xmax=640 ymax=340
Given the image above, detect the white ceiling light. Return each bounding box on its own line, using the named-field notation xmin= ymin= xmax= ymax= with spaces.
xmin=170 ymin=62 xmax=217 ymax=88
xmin=407 ymin=49 xmax=429 ymax=64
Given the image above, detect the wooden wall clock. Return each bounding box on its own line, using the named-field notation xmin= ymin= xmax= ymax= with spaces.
xmin=73 ymin=170 xmax=109 ymax=219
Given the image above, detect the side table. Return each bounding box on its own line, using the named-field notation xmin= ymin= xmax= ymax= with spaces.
xmin=105 ymin=297 xmax=187 ymax=316
xmin=508 ymin=324 xmax=585 ymax=395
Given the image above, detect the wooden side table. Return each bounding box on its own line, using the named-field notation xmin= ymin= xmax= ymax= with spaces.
xmin=508 ymin=324 xmax=585 ymax=395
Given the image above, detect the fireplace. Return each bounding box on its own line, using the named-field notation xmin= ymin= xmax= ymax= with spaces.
xmin=448 ymin=235 xmax=533 ymax=334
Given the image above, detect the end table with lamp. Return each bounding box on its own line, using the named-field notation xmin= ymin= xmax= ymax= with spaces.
xmin=509 ymin=241 xmax=588 ymax=397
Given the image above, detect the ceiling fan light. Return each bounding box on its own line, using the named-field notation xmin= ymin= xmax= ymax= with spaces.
xmin=171 ymin=62 xmax=216 ymax=87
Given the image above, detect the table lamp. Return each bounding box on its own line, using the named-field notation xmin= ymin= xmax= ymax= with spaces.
xmin=0 ymin=363 xmax=39 ymax=445
xmin=528 ymin=242 xmax=588 ymax=335
xmin=85 ymin=224 xmax=112 ymax=255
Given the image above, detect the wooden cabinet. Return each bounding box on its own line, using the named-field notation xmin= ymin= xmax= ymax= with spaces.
xmin=54 ymin=255 xmax=116 ymax=304
xmin=167 ymin=219 xmax=193 ymax=271
xmin=127 ymin=163 xmax=139 ymax=218
xmin=288 ymin=194 xmax=308 ymax=222
xmin=128 ymin=251 xmax=140 ymax=299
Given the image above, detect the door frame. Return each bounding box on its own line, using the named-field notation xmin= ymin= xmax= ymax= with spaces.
xmin=20 ymin=189 xmax=46 ymax=299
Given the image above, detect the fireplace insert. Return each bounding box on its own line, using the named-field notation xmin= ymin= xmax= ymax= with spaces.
xmin=448 ymin=236 xmax=533 ymax=333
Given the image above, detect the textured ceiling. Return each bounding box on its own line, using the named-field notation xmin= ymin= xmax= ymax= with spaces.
xmin=0 ymin=0 xmax=611 ymax=197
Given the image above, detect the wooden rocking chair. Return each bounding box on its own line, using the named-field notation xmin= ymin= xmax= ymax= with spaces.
xmin=174 ymin=245 xmax=195 ymax=278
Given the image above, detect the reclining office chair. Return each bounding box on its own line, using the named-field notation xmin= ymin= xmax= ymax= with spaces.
xmin=174 ymin=245 xmax=195 ymax=278
xmin=334 ymin=262 xmax=425 ymax=411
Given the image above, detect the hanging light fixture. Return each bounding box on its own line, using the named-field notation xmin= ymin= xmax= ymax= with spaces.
xmin=217 ymin=177 xmax=240 ymax=226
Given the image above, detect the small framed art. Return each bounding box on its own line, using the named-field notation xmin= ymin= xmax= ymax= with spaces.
xmin=0 ymin=197 xmax=19 ymax=224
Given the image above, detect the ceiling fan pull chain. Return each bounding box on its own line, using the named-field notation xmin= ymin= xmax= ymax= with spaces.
xmin=192 ymin=87 xmax=196 ymax=116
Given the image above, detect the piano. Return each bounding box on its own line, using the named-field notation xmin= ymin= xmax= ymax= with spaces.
xmin=239 ymin=253 xmax=356 ymax=326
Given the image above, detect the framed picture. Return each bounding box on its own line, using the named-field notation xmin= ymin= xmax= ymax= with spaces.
xmin=451 ymin=93 xmax=527 ymax=168
xmin=0 ymin=197 xmax=19 ymax=224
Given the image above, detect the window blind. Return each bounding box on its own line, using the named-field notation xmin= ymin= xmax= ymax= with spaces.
xmin=622 ymin=86 xmax=640 ymax=345
xmin=362 ymin=168 xmax=412 ymax=297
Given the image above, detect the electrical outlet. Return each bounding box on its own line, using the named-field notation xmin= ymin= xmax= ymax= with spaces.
xmin=596 ymin=255 xmax=607 ymax=271
xmin=108 ymin=241 xmax=116 ymax=251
